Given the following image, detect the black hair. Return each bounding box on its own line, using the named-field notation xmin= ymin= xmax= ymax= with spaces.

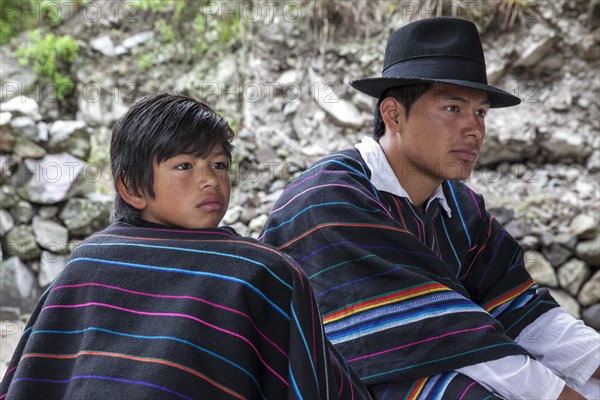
xmin=110 ymin=93 xmax=235 ymax=223
xmin=372 ymin=83 xmax=433 ymax=141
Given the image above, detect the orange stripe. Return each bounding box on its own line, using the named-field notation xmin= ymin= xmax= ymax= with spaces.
xmin=278 ymin=222 xmax=410 ymax=250
xmin=406 ymin=377 xmax=428 ymax=400
xmin=24 ymin=351 xmax=245 ymax=399
xmin=483 ymin=280 xmax=535 ymax=312
xmin=323 ymin=283 xmax=449 ymax=324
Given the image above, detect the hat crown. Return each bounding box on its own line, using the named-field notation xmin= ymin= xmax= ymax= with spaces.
xmin=383 ymin=17 xmax=485 ymax=72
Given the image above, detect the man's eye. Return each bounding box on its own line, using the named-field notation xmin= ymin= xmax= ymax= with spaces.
xmin=445 ymin=105 xmax=459 ymax=112
xmin=476 ymin=109 xmax=488 ymax=118
xmin=175 ymin=163 xmax=192 ymax=170
xmin=212 ymin=162 xmax=229 ymax=170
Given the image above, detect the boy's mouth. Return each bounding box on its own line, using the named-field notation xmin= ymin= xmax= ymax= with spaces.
xmin=197 ymin=195 xmax=224 ymax=211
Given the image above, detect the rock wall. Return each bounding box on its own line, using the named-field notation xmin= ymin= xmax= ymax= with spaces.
xmin=0 ymin=1 xmax=598 ymax=332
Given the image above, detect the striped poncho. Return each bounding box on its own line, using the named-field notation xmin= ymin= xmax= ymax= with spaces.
xmin=0 ymin=221 xmax=371 ymax=400
xmin=260 ymin=150 xmax=559 ymax=399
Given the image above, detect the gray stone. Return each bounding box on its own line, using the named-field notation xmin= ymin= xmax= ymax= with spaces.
xmin=249 ymin=214 xmax=269 ymax=234
xmin=578 ymin=270 xmax=600 ymax=307
xmin=38 ymin=251 xmax=69 ymax=287
xmin=223 ymin=205 xmax=243 ymax=225
xmin=0 ymin=185 xmax=19 ymax=208
xmin=520 ymin=235 xmax=540 ymax=250
xmin=114 ymin=31 xmax=155 ymax=55
xmin=32 ymin=216 xmax=69 ymax=253
xmin=59 ymin=195 xmax=111 ymax=236
xmin=2 ymin=225 xmax=41 ymax=261
xmin=0 ymin=307 xmax=20 ymax=321
xmin=582 ymin=304 xmax=600 ymax=331
xmin=12 ymin=137 xmax=47 ymax=159
xmin=0 ymin=209 xmax=14 ymax=236
xmin=541 ymin=243 xmax=572 ymax=268
xmin=10 ymin=200 xmax=35 ymax=224
xmin=0 ymin=97 xmax=41 ymax=120
xmin=0 ymin=256 xmax=39 ymax=313
xmin=586 ymin=150 xmax=600 ymax=172
xmin=558 ymin=259 xmax=591 ymax=296
xmin=90 ymin=35 xmax=115 ymax=56
xmin=515 ymin=35 xmax=559 ymax=67
xmin=541 ymin=129 xmax=586 ymax=160
xmin=38 ymin=205 xmax=59 ymax=218
xmin=48 ymin=120 xmax=91 ymax=160
xmin=9 ymin=116 xmax=38 ymax=140
xmin=575 ymin=234 xmax=600 ymax=266
xmin=18 ymin=153 xmax=86 ymax=204
xmin=524 ymin=250 xmax=558 ymax=287
xmin=569 ymin=214 xmax=598 ymax=239
xmin=548 ymin=289 xmax=581 ymax=319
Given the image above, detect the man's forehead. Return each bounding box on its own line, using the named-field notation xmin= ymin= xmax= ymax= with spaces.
xmin=425 ymin=83 xmax=490 ymax=104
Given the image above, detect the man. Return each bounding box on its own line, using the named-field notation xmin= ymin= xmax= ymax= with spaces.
xmin=261 ymin=18 xmax=599 ymax=399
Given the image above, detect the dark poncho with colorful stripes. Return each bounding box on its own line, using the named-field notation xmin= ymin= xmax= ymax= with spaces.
xmin=260 ymin=150 xmax=559 ymax=399
xmin=0 ymin=221 xmax=371 ymax=400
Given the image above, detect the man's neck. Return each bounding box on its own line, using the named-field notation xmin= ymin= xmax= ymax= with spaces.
xmin=392 ymin=164 xmax=441 ymax=210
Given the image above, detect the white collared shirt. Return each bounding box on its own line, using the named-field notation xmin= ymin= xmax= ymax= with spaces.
xmin=355 ymin=136 xmax=599 ymax=399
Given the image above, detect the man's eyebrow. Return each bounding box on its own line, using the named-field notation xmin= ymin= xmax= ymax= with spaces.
xmin=442 ymin=96 xmax=490 ymax=106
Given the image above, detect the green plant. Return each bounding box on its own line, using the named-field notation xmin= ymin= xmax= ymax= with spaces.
xmin=16 ymin=30 xmax=79 ymax=100
xmin=1 ymin=0 xmax=34 ymax=45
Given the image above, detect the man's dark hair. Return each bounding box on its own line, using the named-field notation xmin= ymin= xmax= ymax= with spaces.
xmin=110 ymin=93 xmax=234 ymax=223
xmin=372 ymin=83 xmax=433 ymax=141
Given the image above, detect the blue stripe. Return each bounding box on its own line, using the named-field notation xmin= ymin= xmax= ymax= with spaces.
xmin=291 ymin=306 xmax=319 ymax=389
xmin=447 ymin=181 xmax=471 ymax=246
xmin=262 ymin=202 xmax=381 ymax=236
xmin=30 ymin=326 xmax=269 ymax=400
xmin=327 ymin=303 xmax=482 ymax=341
xmin=68 ymin=257 xmax=289 ymax=320
xmin=289 ymin=363 xmax=303 ymax=399
xmin=439 ymin=216 xmax=462 ymax=277
xmin=78 ymin=242 xmax=292 ymax=290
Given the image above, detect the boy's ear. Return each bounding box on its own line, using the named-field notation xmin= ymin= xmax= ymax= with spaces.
xmin=116 ymin=176 xmax=147 ymax=210
xmin=380 ymin=97 xmax=406 ymax=135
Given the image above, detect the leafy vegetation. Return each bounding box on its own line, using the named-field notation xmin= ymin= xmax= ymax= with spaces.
xmin=16 ymin=30 xmax=80 ymax=100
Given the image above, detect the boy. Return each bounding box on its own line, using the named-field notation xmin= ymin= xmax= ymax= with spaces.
xmin=0 ymin=94 xmax=371 ymax=399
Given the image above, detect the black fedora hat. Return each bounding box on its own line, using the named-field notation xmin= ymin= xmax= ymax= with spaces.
xmin=350 ymin=17 xmax=521 ymax=108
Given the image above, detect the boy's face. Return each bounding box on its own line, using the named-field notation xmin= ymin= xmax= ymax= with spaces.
xmin=139 ymin=143 xmax=231 ymax=229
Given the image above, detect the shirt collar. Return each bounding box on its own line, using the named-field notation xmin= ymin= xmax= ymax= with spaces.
xmin=355 ymin=136 xmax=452 ymax=217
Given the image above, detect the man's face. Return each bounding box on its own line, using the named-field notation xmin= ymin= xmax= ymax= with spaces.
xmin=385 ymin=83 xmax=490 ymax=186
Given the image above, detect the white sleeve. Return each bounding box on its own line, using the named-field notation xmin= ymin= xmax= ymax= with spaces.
xmin=456 ymin=355 xmax=565 ymax=400
xmin=515 ymin=307 xmax=600 ymax=391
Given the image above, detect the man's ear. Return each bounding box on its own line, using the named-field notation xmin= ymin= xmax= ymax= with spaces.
xmin=380 ymin=97 xmax=406 ymax=135
xmin=116 ymin=176 xmax=147 ymax=210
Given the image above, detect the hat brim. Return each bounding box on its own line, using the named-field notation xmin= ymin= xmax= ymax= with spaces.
xmin=350 ymin=77 xmax=521 ymax=108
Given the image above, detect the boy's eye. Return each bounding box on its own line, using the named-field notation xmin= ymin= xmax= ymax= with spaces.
xmin=175 ymin=163 xmax=193 ymax=170
xmin=476 ymin=109 xmax=488 ymax=118
xmin=445 ymin=105 xmax=459 ymax=112
xmin=212 ymin=162 xmax=229 ymax=170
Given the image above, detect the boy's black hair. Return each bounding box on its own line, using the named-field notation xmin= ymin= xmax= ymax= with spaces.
xmin=110 ymin=93 xmax=234 ymax=223
xmin=372 ymin=83 xmax=433 ymax=141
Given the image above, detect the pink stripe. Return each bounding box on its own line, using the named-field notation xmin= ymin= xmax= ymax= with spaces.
xmin=412 ymin=216 xmax=422 ymax=241
xmin=284 ymin=168 xmax=344 ymax=192
xmin=347 ymin=324 xmax=496 ymax=363
xmin=468 ymin=188 xmax=482 ymax=218
xmin=42 ymin=302 xmax=288 ymax=386
xmin=271 ymin=183 xmax=394 ymax=219
xmin=459 ymin=382 xmax=477 ymax=400
xmin=0 ymin=393 xmax=7 ymax=399
xmin=51 ymin=282 xmax=288 ymax=359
